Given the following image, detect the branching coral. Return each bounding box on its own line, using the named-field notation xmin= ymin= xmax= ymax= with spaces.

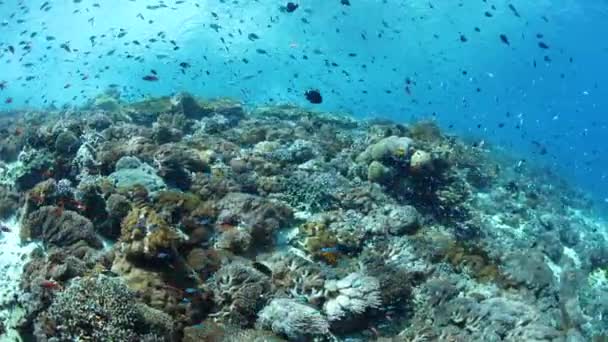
xmin=207 ymin=262 xmax=271 ymax=326
xmin=261 ymin=252 xmax=326 ymax=305
xmin=34 ymin=275 xmax=175 ymax=341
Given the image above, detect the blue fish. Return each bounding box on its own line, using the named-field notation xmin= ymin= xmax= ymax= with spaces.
xmin=181 ymin=297 xmax=191 ymax=303
xmin=184 ymin=288 xmax=199 ymax=294
xmin=156 ymin=252 xmax=170 ymax=259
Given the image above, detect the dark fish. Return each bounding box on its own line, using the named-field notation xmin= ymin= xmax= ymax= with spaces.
xmin=341 ymin=0 xmax=351 ymax=5
xmin=8 ymin=45 xmax=14 ymax=54
xmin=5 ymin=97 xmax=12 ymax=104
xmin=538 ymin=42 xmax=549 ymax=49
xmin=499 ymin=34 xmax=510 ymax=45
xmin=305 ymin=89 xmax=323 ymax=104
xmin=0 ymin=81 xmax=6 ymax=90
xmin=508 ymin=4 xmax=520 ymax=17
xmin=248 ymin=33 xmax=259 ymax=41
xmin=150 ymin=69 xmax=157 ymax=75
xmin=142 ymin=75 xmax=159 ymax=81
xmin=60 ymin=42 xmax=71 ymax=52
xmin=285 ymin=2 xmax=298 ymax=12
xmin=252 ymin=262 xmax=272 ymax=276
xmin=179 ymin=62 xmax=191 ymax=68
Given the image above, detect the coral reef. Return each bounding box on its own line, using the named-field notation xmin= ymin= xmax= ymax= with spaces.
xmin=323 ymin=272 xmax=382 ymax=322
xmin=109 ymin=156 xmax=167 ymax=194
xmin=34 ymin=275 xmax=175 ymax=341
xmin=0 ymin=95 xmax=604 ymax=341
xmin=256 ymin=298 xmax=329 ymax=340
xmin=206 ymin=261 xmax=272 ymax=326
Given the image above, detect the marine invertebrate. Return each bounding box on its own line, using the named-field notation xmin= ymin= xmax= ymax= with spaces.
xmin=34 ymin=275 xmax=175 ymax=341
xmin=21 ymin=205 xmax=102 ymax=251
xmin=322 ymin=272 xmax=382 ymax=322
xmin=501 ymin=251 xmax=554 ymax=292
xmin=363 ymin=204 xmax=421 ymax=235
xmin=215 ymin=192 xmax=293 ymax=247
xmin=256 ymin=298 xmax=329 ymax=340
xmin=356 ymin=135 xmax=413 ymax=164
xmin=153 ymin=143 xmax=208 ymax=190
xmin=108 ymin=156 xmax=167 ymax=194
xmin=119 ymin=206 xmax=183 ymax=260
xmin=408 ymin=120 xmax=442 ymax=142
xmin=279 ymin=170 xmax=345 ymax=212
xmin=367 ymin=160 xmax=392 ymax=184
xmin=260 ymin=252 xmax=325 ymax=305
xmin=54 ymin=130 xmax=80 ymax=156
xmin=0 ymin=185 xmax=20 ymax=219
xmin=298 ymin=219 xmax=342 ymax=264
xmin=409 ymin=149 xmax=433 ymax=173
xmin=207 ymin=261 xmax=271 ymax=325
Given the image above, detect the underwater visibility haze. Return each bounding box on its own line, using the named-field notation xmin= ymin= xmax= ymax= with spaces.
xmin=0 ymin=0 xmax=608 ymax=341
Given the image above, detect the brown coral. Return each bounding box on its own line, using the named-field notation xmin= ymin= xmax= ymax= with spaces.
xmin=120 ymin=206 xmax=182 ymax=260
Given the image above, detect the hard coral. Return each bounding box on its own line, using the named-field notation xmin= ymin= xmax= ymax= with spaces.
xmin=256 ymin=298 xmax=329 ymax=340
xmin=34 ymin=275 xmax=175 ymax=341
xmin=323 ymin=272 xmax=382 ymax=322
xmin=207 ymin=261 xmax=271 ymax=326
xmin=109 ymin=156 xmax=167 ymax=194
xmin=120 ymin=206 xmax=182 ymax=260
xmin=22 ymin=205 xmax=102 ymax=251
xmin=154 ymin=143 xmax=208 ymax=190
xmin=215 ymin=192 xmax=293 ymax=248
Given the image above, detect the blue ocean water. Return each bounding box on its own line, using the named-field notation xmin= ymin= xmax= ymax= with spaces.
xmin=0 ymin=1 xmax=606 ymax=200
xmin=2 ymin=2 xmax=608 ymax=340
xmin=0 ymin=0 xmax=608 ymax=207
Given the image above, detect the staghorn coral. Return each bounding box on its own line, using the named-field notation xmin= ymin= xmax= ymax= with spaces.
xmin=256 ymin=298 xmax=329 ymax=340
xmin=260 ymin=251 xmax=326 ymax=305
xmin=206 ymin=261 xmax=271 ymax=326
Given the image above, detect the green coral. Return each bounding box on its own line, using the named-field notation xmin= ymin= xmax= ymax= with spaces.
xmin=367 ymin=160 xmax=392 ymax=184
